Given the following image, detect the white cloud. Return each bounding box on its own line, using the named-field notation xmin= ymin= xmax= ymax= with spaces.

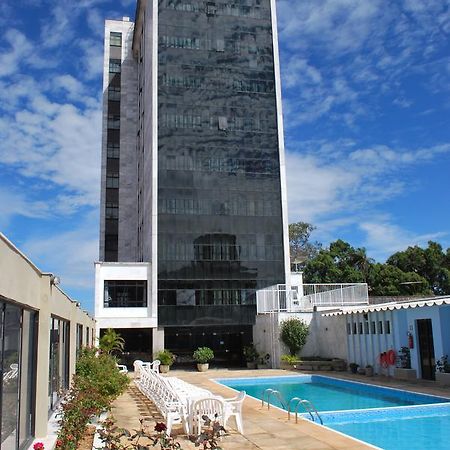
xmin=21 ymin=212 xmax=99 ymax=307
xmin=359 ymin=220 xmax=448 ymax=261
xmin=286 ymin=141 xmax=450 ymax=227
xmin=0 ymin=29 xmax=33 ymax=77
xmin=0 ymin=187 xmax=50 ymax=228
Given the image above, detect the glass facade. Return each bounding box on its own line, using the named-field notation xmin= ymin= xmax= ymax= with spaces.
xmin=156 ymin=0 xmax=285 ymax=334
xmin=0 ymin=299 xmax=37 ymax=450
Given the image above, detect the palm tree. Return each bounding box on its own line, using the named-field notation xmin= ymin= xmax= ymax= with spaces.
xmin=99 ymin=328 xmax=125 ymax=355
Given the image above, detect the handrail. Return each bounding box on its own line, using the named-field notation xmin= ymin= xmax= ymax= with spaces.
xmin=299 ymin=399 xmax=323 ymax=424
xmin=261 ymin=388 xmax=286 ymax=410
xmin=287 ymin=397 xmax=323 ymax=424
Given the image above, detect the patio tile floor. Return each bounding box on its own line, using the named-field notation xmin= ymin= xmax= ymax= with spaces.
xmin=110 ymin=368 xmax=450 ymax=449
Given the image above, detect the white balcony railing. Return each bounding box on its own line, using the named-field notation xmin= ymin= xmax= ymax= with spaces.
xmin=256 ymin=283 xmax=369 ymax=314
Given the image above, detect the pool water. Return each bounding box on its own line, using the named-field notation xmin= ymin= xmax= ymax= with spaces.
xmin=330 ymin=414 xmax=450 ymax=450
xmin=218 ymin=375 xmax=444 ymax=412
xmin=216 ymin=375 xmax=450 ymax=450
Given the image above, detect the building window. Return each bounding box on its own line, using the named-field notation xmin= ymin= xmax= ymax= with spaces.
xmin=353 ymin=322 xmax=357 ymax=335
xmin=378 ymin=321 xmax=383 ymax=334
xmin=107 ymin=143 xmax=120 ymax=158
xmin=109 ymin=59 xmax=121 ymax=73
xmin=106 ymin=173 xmax=119 ymax=188
xmin=107 ymin=114 xmax=120 ymax=129
xmin=0 ymin=302 xmax=38 ymax=448
xmin=104 ymin=280 xmax=148 ymax=307
xmin=371 ymin=321 xmax=376 ymax=334
xmin=49 ymin=317 xmax=70 ymax=411
xmin=106 ymin=202 xmax=119 ymax=219
xmin=358 ymin=322 xmax=363 ymax=335
xmin=110 ymin=32 xmax=122 ymax=47
xmin=347 ymin=323 xmax=351 ymax=335
xmin=108 ymin=85 xmax=121 ymax=101
xmin=385 ymin=320 xmax=391 ymax=334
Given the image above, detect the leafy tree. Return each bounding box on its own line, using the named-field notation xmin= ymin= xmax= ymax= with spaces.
xmin=387 ymin=241 xmax=450 ymax=295
xmin=367 ymin=264 xmax=430 ymax=296
xmin=304 ymin=239 xmax=371 ymax=283
xmin=99 ymin=328 xmax=125 ymax=355
xmin=289 ymin=222 xmax=321 ymax=264
xmin=280 ymin=318 xmax=309 ymax=356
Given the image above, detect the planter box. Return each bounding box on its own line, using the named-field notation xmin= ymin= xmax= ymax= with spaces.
xmin=394 ymin=368 xmax=417 ymax=380
xmin=436 ymin=372 xmax=450 ymax=386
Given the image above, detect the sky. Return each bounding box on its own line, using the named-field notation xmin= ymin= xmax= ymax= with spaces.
xmin=1 ymin=0 xmax=449 ymax=313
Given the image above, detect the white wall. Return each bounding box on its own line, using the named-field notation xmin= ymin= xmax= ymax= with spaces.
xmin=94 ymin=262 xmax=157 ymax=332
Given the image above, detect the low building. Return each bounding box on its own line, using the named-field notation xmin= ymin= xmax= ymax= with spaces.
xmin=0 ymin=233 xmax=96 ymax=450
xmin=323 ymin=296 xmax=450 ymax=380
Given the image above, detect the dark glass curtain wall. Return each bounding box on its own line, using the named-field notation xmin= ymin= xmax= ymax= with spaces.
xmin=156 ymin=0 xmax=285 ymax=332
xmin=0 ymin=299 xmax=37 ymax=450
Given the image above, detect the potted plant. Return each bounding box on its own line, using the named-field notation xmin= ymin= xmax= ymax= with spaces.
xmin=281 ymin=354 xmax=299 ymax=370
xmin=193 ymin=347 xmax=214 ymax=372
xmin=243 ymin=344 xmax=259 ymax=369
xmin=155 ymin=349 xmax=175 ymax=373
xmin=257 ymin=353 xmax=271 ymax=369
xmin=435 ymin=355 xmax=450 ymax=386
xmin=349 ymin=362 xmax=359 ymax=374
xmin=365 ymin=364 xmax=374 ymax=377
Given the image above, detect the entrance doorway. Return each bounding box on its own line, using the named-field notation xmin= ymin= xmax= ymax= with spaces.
xmin=417 ymin=319 xmax=435 ymax=380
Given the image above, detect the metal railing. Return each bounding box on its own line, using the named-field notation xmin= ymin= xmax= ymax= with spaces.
xmin=288 ymin=397 xmax=323 ymax=424
xmin=256 ymin=283 xmax=369 ymax=313
xmin=261 ymin=388 xmax=287 ymax=410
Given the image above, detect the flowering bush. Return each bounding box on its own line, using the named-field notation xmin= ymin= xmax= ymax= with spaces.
xmin=56 ymin=347 xmax=129 ymax=449
xmin=97 ymin=417 xmax=182 ymax=449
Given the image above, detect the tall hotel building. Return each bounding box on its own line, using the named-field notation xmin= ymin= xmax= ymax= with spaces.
xmin=95 ymin=0 xmax=289 ymax=364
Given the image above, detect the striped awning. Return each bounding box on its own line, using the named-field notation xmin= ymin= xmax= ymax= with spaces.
xmin=321 ymin=296 xmax=450 ymax=316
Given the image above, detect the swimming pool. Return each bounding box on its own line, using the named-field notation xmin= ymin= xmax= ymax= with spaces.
xmin=216 ymin=375 xmax=450 ymax=449
xmin=217 ymin=375 xmax=447 ymax=412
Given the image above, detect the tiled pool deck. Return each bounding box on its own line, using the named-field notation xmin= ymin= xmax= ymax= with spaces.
xmin=110 ymin=369 xmax=450 ymax=450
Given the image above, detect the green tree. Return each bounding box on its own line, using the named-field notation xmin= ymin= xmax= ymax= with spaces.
xmin=289 ymin=222 xmax=321 ymax=264
xmin=280 ymin=318 xmax=309 ymax=356
xmin=367 ymin=264 xmax=430 ymax=296
xmin=387 ymin=241 xmax=450 ymax=295
xmin=99 ymin=328 xmax=125 ymax=355
xmin=304 ymin=239 xmax=371 ymax=283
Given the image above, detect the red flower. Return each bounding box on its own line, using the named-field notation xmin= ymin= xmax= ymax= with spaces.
xmin=56 ymin=439 xmax=62 ymax=448
xmin=33 ymin=443 xmax=45 ymax=450
xmin=154 ymin=422 xmax=167 ymax=433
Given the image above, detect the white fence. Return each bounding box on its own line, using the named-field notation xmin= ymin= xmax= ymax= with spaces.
xmin=256 ymin=283 xmax=369 ymax=313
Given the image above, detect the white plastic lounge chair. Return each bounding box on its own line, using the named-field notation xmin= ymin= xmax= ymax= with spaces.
xmin=190 ymin=397 xmax=225 ymax=435
xmin=224 ymin=390 xmax=246 ymax=434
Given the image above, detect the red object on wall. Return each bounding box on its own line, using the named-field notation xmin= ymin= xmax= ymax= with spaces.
xmin=408 ymin=332 xmax=414 ymax=349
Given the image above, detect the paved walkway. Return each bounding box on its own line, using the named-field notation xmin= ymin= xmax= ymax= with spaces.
xmin=110 ymin=368 xmax=450 ymax=449
xmin=111 ymin=369 xmax=375 ymax=449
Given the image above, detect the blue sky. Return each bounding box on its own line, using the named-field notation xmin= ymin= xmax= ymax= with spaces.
xmin=1 ymin=0 xmax=449 ymax=312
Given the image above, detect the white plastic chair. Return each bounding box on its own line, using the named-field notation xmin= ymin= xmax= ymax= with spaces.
xmin=224 ymin=391 xmax=246 ymax=434
xmin=150 ymin=359 xmax=161 ymax=373
xmin=116 ymin=364 xmax=128 ymax=374
xmin=190 ymin=397 xmax=225 ymax=435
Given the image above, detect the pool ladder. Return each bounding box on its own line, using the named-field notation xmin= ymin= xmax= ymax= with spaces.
xmin=261 ymin=389 xmax=323 ymax=425
xmin=288 ymin=397 xmax=323 ymax=425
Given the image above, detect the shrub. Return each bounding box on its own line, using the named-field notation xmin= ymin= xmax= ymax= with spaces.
xmin=99 ymin=328 xmax=125 ymax=355
xmin=193 ymin=347 xmax=214 ymax=364
xmin=436 ymin=355 xmax=450 ymax=373
xmin=155 ymin=349 xmax=176 ymax=366
xmin=243 ymin=344 xmax=259 ymax=362
xmin=281 ymin=354 xmax=298 ymax=365
xmin=56 ymin=348 xmax=129 ymax=449
xmin=280 ymin=318 xmax=309 ymax=356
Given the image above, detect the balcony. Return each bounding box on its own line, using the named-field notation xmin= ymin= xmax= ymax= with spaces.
xmin=256 ymin=283 xmax=369 ymax=313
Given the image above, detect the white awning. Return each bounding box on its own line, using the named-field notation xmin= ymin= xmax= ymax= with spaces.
xmin=321 ymin=296 xmax=450 ymax=316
